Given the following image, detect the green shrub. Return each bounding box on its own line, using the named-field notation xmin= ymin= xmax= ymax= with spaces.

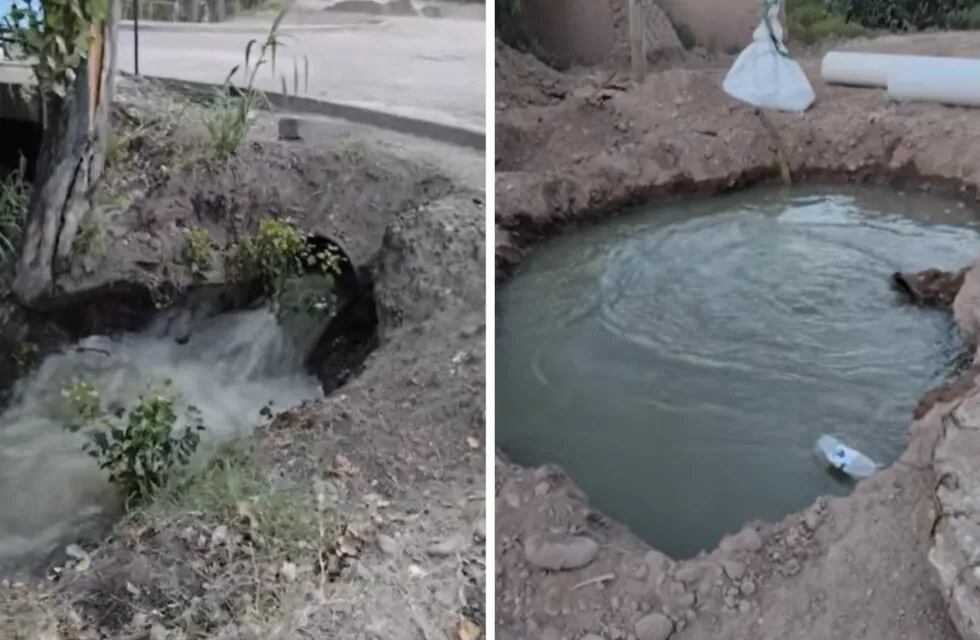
xmin=63 ymin=380 xmax=206 ymax=506
xmin=204 ymin=95 xmax=253 ymax=161
xmin=787 ymin=0 xmax=868 ymax=43
xmin=830 ymin=0 xmax=972 ymax=30
xmin=944 ymin=4 xmax=980 ymax=28
xmin=226 ymin=219 xmax=340 ymax=314
xmin=184 ymin=227 xmax=215 ymax=278
xmin=0 ymin=170 xmax=29 ymax=268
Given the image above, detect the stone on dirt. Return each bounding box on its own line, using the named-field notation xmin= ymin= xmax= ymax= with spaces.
xmin=634 ymin=611 xmax=673 ymax=640
xmin=721 ymin=559 xmax=746 ymax=581
xmin=719 ymin=528 xmax=763 ymax=554
xmin=427 ymin=533 xmax=467 ymax=557
xmin=643 ymin=549 xmax=672 ymax=583
xmin=524 ymin=534 xmax=600 ymax=571
xmin=377 ymin=534 xmax=399 ymax=556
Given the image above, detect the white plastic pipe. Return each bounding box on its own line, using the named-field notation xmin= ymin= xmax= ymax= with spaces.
xmin=889 ymin=67 xmax=980 ymax=107
xmin=821 ymin=51 xmax=980 ymax=88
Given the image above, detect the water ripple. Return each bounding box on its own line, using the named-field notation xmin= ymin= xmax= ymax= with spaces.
xmin=498 ymin=185 xmax=980 ymax=558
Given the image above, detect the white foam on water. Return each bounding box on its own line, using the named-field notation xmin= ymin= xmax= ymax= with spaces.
xmin=0 ymin=298 xmax=327 ymax=571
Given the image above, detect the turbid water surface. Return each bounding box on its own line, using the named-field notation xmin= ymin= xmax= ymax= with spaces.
xmin=497 ymin=185 xmax=980 ymax=558
xmin=0 ymin=291 xmax=329 ymax=573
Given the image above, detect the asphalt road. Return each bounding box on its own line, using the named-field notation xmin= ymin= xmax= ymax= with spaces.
xmin=116 ymin=11 xmax=485 ymax=131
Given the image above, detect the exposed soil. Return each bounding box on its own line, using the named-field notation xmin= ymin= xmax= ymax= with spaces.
xmin=0 ymin=78 xmax=486 ymax=639
xmin=496 ymin=32 xmax=980 ymax=640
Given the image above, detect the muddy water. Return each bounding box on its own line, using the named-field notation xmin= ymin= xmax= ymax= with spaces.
xmin=497 ymin=185 xmax=980 ymax=559
xmin=0 ymin=293 xmax=327 ymax=573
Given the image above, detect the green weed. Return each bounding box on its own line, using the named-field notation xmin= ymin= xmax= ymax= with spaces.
xmin=0 ymin=170 xmax=29 ymax=268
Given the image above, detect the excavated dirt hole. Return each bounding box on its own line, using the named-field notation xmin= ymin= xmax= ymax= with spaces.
xmin=497 ymin=184 xmax=980 ymax=558
xmin=0 ymin=236 xmax=379 ymax=574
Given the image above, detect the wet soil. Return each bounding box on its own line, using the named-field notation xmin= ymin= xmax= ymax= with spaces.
xmin=496 ymin=32 xmax=980 ymax=640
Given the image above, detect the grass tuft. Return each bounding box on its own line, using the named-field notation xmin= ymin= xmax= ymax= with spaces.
xmin=0 ymin=170 xmax=29 ymax=269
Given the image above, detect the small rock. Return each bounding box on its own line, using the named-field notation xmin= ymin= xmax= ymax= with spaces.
xmin=634 ymin=612 xmax=673 ymax=640
xmin=674 ymin=564 xmax=705 ymax=585
xmin=583 ymin=635 xmax=606 ymax=640
xmin=740 ymin=579 xmax=756 ymax=595
xmin=534 ymin=482 xmax=551 ymax=496
xmin=541 ymin=627 xmax=561 ymax=640
xmin=721 ymin=560 xmax=745 ymax=581
xmin=149 ymin=624 xmax=169 ymax=640
xmin=739 ymin=600 xmax=752 ymax=614
xmin=209 ymin=525 xmax=229 ymax=548
xmin=804 ymin=511 xmax=820 ymax=531
xmin=719 ymin=529 xmax=762 ymax=554
xmin=524 ymin=535 xmax=599 ymax=571
xmin=279 ymin=560 xmax=297 ymax=582
xmin=474 ymin=519 xmax=486 ymax=541
xmin=428 ymin=534 xmax=466 ymax=557
xmin=377 ymin=534 xmax=398 ymax=556
xmin=504 ymin=493 xmax=521 ymax=508
xmin=643 ymin=549 xmax=672 ymax=583
xmin=632 ymin=563 xmax=649 ymax=580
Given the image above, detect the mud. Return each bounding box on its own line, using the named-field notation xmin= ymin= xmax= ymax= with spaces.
xmin=1 ymin=79 xmax=485 ymax=639
xmin=496 ymin=32 xmax=980 ymax=640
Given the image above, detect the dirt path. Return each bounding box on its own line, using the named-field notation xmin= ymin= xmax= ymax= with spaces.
xmin=495 ymin=33 xmax=980 ymax=640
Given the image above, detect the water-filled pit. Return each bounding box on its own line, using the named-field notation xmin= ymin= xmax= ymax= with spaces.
xmin=0 ymin=273 xmax=370 ymax=574
xmin=497 ymin=185 xmax=980 ymax=559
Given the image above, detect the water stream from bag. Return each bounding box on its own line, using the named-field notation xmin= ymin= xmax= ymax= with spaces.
xmin=0 ymin=283 xmax=331 ymax=573
xmin=497 ymin=185 xmax=980 ymax=558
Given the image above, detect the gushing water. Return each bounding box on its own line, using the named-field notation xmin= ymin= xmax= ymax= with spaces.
xmin=0 ymin=293 xmax=327 ymax=572
xmin=497 ymin=185 xmax=980 ymax=558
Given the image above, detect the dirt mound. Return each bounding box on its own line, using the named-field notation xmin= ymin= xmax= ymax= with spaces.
xmin=495 ymin=39 xmax=572 ymax=110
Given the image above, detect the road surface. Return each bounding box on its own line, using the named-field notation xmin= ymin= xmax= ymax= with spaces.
xmin=117 ymin=9 xmax=485 ymax=132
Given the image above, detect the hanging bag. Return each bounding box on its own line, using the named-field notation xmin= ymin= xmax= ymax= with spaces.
xmin=722 ymin=0 xmax=816 ymax=112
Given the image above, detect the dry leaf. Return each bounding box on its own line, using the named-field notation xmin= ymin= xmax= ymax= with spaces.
xmin=125 ymin=581 xmax=141 ymax=597
xmin=466 ymin=436 xmax=480 ymax=449
xmin=457 ymin=616 xmax=480 ymax=640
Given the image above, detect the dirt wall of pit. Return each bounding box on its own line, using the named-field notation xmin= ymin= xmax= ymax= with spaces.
xmin=655 ymin=0 xmax=783 ymax=52
xmin=522 ymin=0 xmax=616 ymax=65
xmin=520 ymin=0 xmax=774 ymax=66
xmin=495 ymin=36 xmax=980 ymax=640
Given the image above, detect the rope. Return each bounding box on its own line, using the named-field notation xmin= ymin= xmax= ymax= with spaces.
xmin=761 ymin=0 xmax=793 ymax=59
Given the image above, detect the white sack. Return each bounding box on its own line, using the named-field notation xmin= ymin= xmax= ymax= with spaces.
xmin=722 ymin=0 xmax=815 ymax=112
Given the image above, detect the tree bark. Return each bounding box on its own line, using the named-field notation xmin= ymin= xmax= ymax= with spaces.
xmin=13 ymin=1 xmax=119 ymax=307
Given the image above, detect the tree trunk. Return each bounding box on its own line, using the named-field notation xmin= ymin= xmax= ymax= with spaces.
xmin=13 ymin=2 xmax=119 ymax=307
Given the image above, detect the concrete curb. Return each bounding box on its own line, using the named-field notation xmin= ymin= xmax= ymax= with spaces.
xmin=117 ymin=18 xmax=384 ymax=34
xmin=143 ymin=75 xmax=485 ymax=151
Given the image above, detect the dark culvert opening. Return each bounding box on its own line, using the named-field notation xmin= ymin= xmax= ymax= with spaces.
xmin=496 ymin=183 xmax=980 ymax=559
xmin=0 ymin=117 xmax=42 ymax=181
